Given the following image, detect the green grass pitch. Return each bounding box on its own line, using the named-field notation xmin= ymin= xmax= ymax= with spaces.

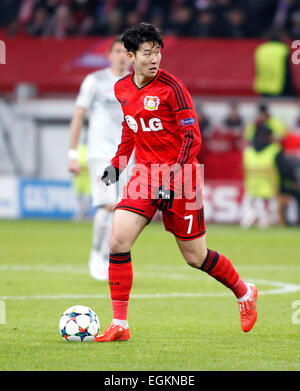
xmin=0 ymin=219 xmax=300 ymax=371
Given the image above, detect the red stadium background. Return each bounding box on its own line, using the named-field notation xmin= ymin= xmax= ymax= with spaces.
xmin=1 ymin=37 xmax=300 ymax=96
xmin=1 ymin=35 xmax=300 ymax=223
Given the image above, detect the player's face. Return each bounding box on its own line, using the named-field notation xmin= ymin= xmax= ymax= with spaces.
xmin=129 ymin=41 xmax=161 ymax=79
xmin=109 ymin=42 xmax=130 ymax=72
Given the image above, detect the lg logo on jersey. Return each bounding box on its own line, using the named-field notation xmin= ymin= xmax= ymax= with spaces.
xmin=125 ymin=115 xmax=164 ymax=133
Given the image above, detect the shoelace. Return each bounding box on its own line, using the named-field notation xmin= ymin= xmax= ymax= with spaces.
xmin=239 ymin=301 xmax=250 ymax=317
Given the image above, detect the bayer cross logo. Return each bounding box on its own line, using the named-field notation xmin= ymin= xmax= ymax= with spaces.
xmin=144 ymin=96 xmax=160 ymax=111
xmin=0 ymin=40 xmax=6 ymax=64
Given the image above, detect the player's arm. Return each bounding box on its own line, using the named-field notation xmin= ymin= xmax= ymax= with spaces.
xmin=152 ymin=82 xmax=201 ymax=210
xmin=171 ymin=85 xmax=201 ymax=182
xmin=68 ymin=74 xmax=95 ymax=175
xmin=68 ymin=106 xmax=86 ymax=175
xmin=152 ymin=115 xmax=198 ymax=211
xmin=166 ymin=84 xmax=201 ymax=188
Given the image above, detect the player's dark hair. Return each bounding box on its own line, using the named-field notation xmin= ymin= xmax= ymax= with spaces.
xmin=122 ymin=22 xmax=164 ymax=54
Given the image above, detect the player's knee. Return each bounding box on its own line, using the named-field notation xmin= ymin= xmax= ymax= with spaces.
xmin=185 ymin=248 xmax=208 ymax=269
xmin=109 ymin=234 xmax=131 ymax=254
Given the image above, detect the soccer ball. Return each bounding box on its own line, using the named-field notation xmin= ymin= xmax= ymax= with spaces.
xmin=59 ymin=305 xmax=100 ymax=342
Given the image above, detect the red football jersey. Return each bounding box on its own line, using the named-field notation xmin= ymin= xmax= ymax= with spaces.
xmin=111 ymin=69 xmax=202 ymax=193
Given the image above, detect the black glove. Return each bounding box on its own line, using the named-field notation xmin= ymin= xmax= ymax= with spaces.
xmin=151 ymin=184 xmax=175 ymax=211
xmin=101 ymin=165 xmax=121 ymax=186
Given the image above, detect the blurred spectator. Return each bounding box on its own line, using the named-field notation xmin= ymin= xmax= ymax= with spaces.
xmin=244 ymin=0 xmax=278 ymax=38
xmin=223 ymin=7 xmax=248 ymax=38
xmin=114 ymin=0 xmax=138 ymax=13
xmin=18 ymin=0 xmax=37 ymax=27
xmin=0 ymin=0 xmax=21 ymax=36
xmin=194 ymin=0 xmax=216 ymax=11
xmin=244 ymin=102 xmax=287 ymax=144
xmin=214 ymin=0 xmax=244 ymax=37
xmin=215 ymin=0 xmax=235 ymax=12
xmin=223 ymin=100 xmax=244 ymax=150
xmin=96 ymin=9 xmax=124 ymax=36
xmin=289 ymin=10 xmax=300 ymax=39
xmin=0 ymin=0 xmax=299 ymax=39
xmin=71 ymin=0 xmax=97 ymax=36
xmin=278 ymin=115 xmax=300 ymax=224
xmin=253 ymin=28 xmax=295 ymax=97
xmin=124 ymin=10 xmax=141 ymax=29
xmin=195 ymin=104 xmax=211 ymax=164
xmin=196 ymin=103 xmax=244 ymax=180
xmin=27 ymin=6 xmax=48 ymax=36
xmin=43 ymin=3 xmax=76 ymax=38
xmin=241 ymin=124 xmax=282 ymax=229
xmin=0 ymin=0 xmax=21 ymax=28
xmin=276 ymin=141 xmax=300 ymax=225
xmin=168 ymin=5 xmax=196 ymax=36
xmin=150 ymin=13 xmax=164 ymax=32
xmin=196 ymin=104 xmax=211 ymax=136
xmin=201 ymin=102 xmax=244 ymax=155
xmin=271 ymin=0 xmax=296 ymax=31
xmin=223 ymin=100 xmax=243 ymax=131
xmin=194 ymin=10 xmax=219 ymax=37
xmin=146 ymin=0 xmax=172 ymax=23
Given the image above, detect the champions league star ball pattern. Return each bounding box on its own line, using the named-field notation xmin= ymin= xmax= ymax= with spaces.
xmin=59 ymin=305 xmax=100 ymax=342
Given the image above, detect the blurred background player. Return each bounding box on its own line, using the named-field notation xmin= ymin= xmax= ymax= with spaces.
xmin=241 ymin=124 xmax=282 ymax=229
xmin=244 ymin=101 xmax=287 ymax=144
xmin=68 ymin=36 xmax=132 ymax=281
xmin=253 ymin=28 xmax=295 ymax=98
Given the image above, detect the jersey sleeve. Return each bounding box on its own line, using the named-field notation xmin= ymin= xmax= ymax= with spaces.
xmin=75 ymin=74 xmax=97 ymax=109
xmin=167 ymin=83 xmax=202 ymax=190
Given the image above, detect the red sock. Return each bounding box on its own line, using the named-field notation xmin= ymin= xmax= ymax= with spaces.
xmin=200 ymin=249 xmax=247 ymax=299
xmin=109 ymin=252 xmax=133 ymax=320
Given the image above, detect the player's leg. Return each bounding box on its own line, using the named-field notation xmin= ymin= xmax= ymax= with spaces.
xmin=240 ymin=194 xmax=258 ymax=229
xmin=176 ymin=235 xmax=248 ymax=298
xmin=256 ymin=198 xmax=270 ymax=229
xmin=109 ymin=208 xmax=149 ymax=254
xmin=109 ymin=208 xmax=147 ymax=325
xmin=175 ymin=235 xmax=257 ymax=332
xmin=99 ymin=204 xmax=114 ymax=268
xmin=163 ymin=195 xmax=257 ymax=333
xmin=89 ymin=205 xmax=114 ymax=280
xmin=268 ymin=197 xmax=280 ymax=226
xmin=95 ymin=209 xmax=149 ymax=342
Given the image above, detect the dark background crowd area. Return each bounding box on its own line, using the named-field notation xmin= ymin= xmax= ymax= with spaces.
xmin=1 ymin=0 xmax=300 ymax=40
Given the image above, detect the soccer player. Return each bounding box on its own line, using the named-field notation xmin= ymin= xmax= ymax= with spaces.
xmin=68 ymin=37 xmax=132 ymax=281
xmin=94 ymin=23 xmax=258 ymax=341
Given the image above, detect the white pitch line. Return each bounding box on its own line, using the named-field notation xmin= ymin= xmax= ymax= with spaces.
xmin=2 ymin=263 xmax=300 ymax=273
xmin=0 ymin=264 xmax=88 ymax=274
xmin=0 ymin=279 xmax=299 ymax=300
xmin=1 ymin=264 xmax=300 ymax=300
xmin=1 ymin=263 xmax=300 ymax=279
xmin=145 ymin=264 xmax=300 ymax=272
xmin=0 ymin=264 xmax=205 ymax=280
